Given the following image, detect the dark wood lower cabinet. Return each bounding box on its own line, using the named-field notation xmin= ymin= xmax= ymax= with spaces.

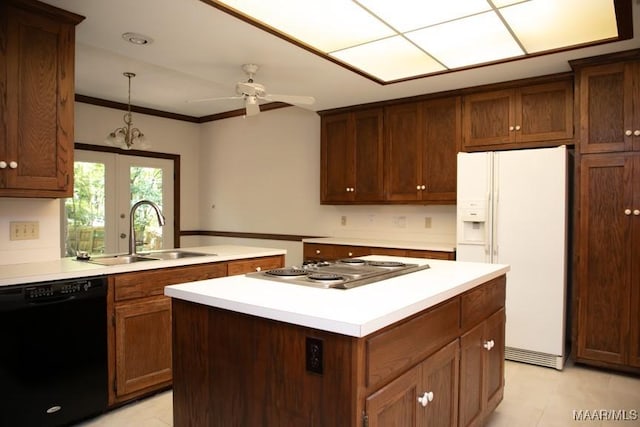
xmin=366 ymin=340 xmax=459 ymax=427
xmin=171 ymin=275 xmax=505 ymax=426
xmin=107 ymin=256 xmax=284 ymax=406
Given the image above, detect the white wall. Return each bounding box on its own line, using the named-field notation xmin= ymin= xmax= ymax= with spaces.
xmin=198 ymin=107 xmax=456 ymax=265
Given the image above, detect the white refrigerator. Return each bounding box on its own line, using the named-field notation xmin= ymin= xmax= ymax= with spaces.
xmin=456 ymin=145 xmax=568 ymax=370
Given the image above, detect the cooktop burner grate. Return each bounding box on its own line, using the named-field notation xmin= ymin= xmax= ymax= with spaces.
xmin=307 ymin=273 xmax=345 ymax=282
xmin=367 ymin=261 xmax=406 ymax=268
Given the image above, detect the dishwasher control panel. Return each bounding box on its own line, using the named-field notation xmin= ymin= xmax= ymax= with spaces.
xmin=0 ymin=276 xmax=107 ymax=310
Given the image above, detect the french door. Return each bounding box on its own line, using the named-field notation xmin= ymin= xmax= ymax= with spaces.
xmin=63 ymin=150 xmax=174 ymax=256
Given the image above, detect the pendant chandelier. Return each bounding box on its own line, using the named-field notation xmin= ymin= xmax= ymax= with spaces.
xmin=105 ymin=72 xmax=149 ymax=150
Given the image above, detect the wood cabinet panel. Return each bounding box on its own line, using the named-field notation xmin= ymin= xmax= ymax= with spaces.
xmin=576 ymin=154 xmax=633 ymax=365
xmin=461 ymin=275 xmax=506 ymax=332
xmin=385 ymin=98 xmax=460 ymax=203
xmin=321 ymin=108 xmax=383 ymax=203
xmin=576 ymin=61 xmax=640 ymax=153
xmin=459 ymin=309 xmax=505 ymax=427
xmin=114 ymin=296 xmax=172 ymax=397
xmin=114 ymin=262 xmax=227 ymax=301
xmin=227 ymin=255 xmax=284 ymax=275
xmin=366 ymin=299 xmax=459 ymax=389
xmin=462 ymin=80 xmax=573 ymax=151
xmin=366 ymin=339 xmax=459 ymax=427
xmin=303 ymin=243 xmax=455 ymax=262
xmin=0 ymin=0 xmax=82 ymax=197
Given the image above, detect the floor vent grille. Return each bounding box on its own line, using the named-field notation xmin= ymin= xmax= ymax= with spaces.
xmin=505 ymin=347 xmax=565 ymax=370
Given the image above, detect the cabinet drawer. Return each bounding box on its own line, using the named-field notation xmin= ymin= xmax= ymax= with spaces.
xmin=366 ymin=298 xmax=460 ymax=390
xmin=227 ymin=255 xmax=284 ymax=276
xmin=114 ymin=262 xmax=228 ymax=301
xmin=460 ymin=275 xmax=506 ymax=331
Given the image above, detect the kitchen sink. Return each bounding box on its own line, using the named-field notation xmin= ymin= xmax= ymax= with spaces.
xmin=85 ymin=250 xmax=212 ymax=266
xmin=144 ymin=250 xmax=211 ymax=260
xmin=87 ymin=254 xmax=160 ymax=266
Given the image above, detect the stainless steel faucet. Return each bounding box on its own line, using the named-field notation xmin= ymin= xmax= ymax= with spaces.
xmin=129 ymin=200 xmax=165 ymax=255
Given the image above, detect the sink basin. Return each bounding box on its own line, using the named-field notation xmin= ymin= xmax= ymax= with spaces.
xmin=87 ymin=254 xmax=160 ymax=266
xmin=145 ymin=250 xmax=211 ymax=260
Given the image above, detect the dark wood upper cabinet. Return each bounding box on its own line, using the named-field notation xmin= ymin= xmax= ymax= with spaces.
xmin=384 ymin=97 xmax=460 ymax=203
xmin=0 ymin=0 xmax=83 ymax=197
xmin=574 ymin=61 xmax=640 ymax=154
xmin=321 ymin=108 xmax=383 ymax=203
xmin=462 ymin=80 xmax=573 ymax=151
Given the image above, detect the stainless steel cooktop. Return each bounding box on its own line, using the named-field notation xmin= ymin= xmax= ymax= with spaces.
xmin=246 ymin=258 xmax=430 ymax=290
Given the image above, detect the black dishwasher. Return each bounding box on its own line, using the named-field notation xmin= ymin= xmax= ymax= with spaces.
xmin=0 ymin=276 xmax=108 ymax=427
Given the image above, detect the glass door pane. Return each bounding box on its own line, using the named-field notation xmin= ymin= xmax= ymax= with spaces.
xmin=116 ymin=155 xmax=174 ymax=253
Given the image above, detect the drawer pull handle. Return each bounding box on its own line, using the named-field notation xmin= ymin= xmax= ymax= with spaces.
xmin=483 ymin=339 xmax=495 ymax=350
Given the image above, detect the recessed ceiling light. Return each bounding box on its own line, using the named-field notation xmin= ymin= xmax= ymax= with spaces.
xmin=121 ymin=32 xmax=154 ymax=46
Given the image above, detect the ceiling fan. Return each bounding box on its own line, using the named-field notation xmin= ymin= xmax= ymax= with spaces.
xmin=188 ymin=64 xmax=316 ymax=116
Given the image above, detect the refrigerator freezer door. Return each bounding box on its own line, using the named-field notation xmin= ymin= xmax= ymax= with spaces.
xmin=456 ymin=152 xmax=493 ymax=263
xmin=495 ymin=146 xmax=567 ymax=356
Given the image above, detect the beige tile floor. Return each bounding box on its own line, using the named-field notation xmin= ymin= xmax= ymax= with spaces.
xmin=78 ymin=359 xmax=640 ymax=427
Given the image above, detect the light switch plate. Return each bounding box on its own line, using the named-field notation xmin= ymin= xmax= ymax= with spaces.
xmin=10 ymin=221 xmax=39 ymax=240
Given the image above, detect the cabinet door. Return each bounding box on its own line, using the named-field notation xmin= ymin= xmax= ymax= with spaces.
xmin=420 ymin=340 xmax=459 ymax=427
xmin=462 ymin=90 xmax=514 ymax=148
xmin=458 ymin=322 xmax=484 ymax=427
xmin=518 ymin=81 xmax=573 ymax=143
xmin=484 ymin=309 xmax=505 ymax=416
xmin=1 ymin=4 xmax=76 ymax=196
xmin=114 ymin=297 xmax=172 ymax=397
xmin=576 ymin=154 xmax=633 ymax=364
xmin=577 ymin=62 xmax=631 ymax=153
xmin=385 ymin=103 xmax=422 ymax=201
xmin=422 ymin=97 xmax=460 ymax=203
xmin=627 ymin=156 xmax=640 ymax=368
xmin=321 ymin=113 xmax=354 ymax=202
xmin=353 ymin=109 xmax=384 ymax=201
xmin=366 ymin=364 xmax=423 ymax=427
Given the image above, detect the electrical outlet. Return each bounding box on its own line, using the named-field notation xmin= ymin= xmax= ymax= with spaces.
xmin=392 ymin=216 xmax=407 ymax=228
xmin=341 ymin=215 xmax=347 ymax=226
xmin=10 ymin=221 xmax=39 ymax=240
xmin=424 ymin=217 xmax=432 ymax=228
xmin=305 ymin=337 xmax=323 ymax=374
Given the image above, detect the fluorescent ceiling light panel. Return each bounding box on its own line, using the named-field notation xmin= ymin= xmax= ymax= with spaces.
xmin=216 ymin=0 xmax=394 ymax=52
xmin=406 ymin=12 xmax=525 ymax=69
xmin=212 ymin=0 xmax=623 ymax=83
xmin=331 ymin=36 xmax=446 ymax=81
xmin=500 ymin=0 xmax=619 ymax=52
xmin=356 ymin=0 xmax=491 ymax=32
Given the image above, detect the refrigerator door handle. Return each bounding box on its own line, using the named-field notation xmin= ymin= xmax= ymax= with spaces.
xmin=485 ymin=192 xmax=491 ymax=255
xmin=492 ymin=155 xmax=500 ymax=261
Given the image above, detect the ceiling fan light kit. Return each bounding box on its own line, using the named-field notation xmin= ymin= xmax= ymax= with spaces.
xmin=188 ymin=63 xmax=316 ymax=117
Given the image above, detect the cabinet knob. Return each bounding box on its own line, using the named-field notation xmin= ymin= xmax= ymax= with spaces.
xmin=625 ymin=130 xmax=633 ymax=136
xmin=348 ymin=252 xmax=353 ymax=257
xmin=635 ymin=130 xmax=640 ymax=136
xmin=483 ymin=339 xmax=495 ymax=350
xmin=421 ymin=185 xmax=426 ymax=190
xmin=316 ymin=249 xmax=321 ymax=254
xmin=120 ymin=233 xmax=127 ymax=239
xmin=634 ymin=209 xmax=640 ymax=216
xmin=256 ymin=266 xmax=262 ymax=272
xmin=416 ymin=185 xmax=420 ymax=190
xmin=9 ymin=161 xmax=17 ymax=169
xmin=515 ymin=125 xmax=521 ymax=131
xmin=417 ymin=391 xmax=434 ymax=407
xmin=0 ymin=161 xmax=6 ymax=169
xmin=509 ymin=126 xmax=514 ymax=131
xmin=625 ymin=209 xmax=632 ymax=216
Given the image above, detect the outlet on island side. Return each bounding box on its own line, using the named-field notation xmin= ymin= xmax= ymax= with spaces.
xmin=305 ymin=337 xmax=323 ymax=375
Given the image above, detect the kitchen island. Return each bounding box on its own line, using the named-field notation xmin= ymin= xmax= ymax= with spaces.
xmin=165 ymin=256 xmax=509 ymax=427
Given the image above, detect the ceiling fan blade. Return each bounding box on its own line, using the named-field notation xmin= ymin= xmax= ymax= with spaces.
xmin=263 ymin=93 xmax=316 ymax=106
xmin=186 ymin=95 xmax=243 ymax=104
xmin=245 ymin=96 xmax=260 ymax=116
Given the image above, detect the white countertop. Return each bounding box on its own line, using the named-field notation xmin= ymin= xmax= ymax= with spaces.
xmin=165 ymin=255 xmax=508 ymax=338
xmin=0 ymin=245 xmax=286 ymax=286
xmin=302 ymin=237 xmax=456 ymax=252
